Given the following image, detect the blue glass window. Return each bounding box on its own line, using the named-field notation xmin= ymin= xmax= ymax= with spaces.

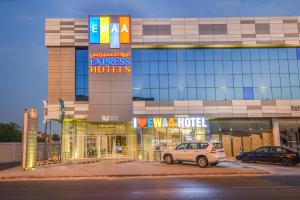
xmin=206 ymin=88 xmax=216 ymax=100
xmin=178 ymin=87 xmax=188 ymax=100
xmin=291 ymin=87 xmax=300 ymax=99
xmin=150 ymin=75 xmax=159 ymax=88
xmin=296 ymin=48 xmax=300 ymax=60
xmin=169 ymin=75 xmax=177 ymax=88
xmin=204 ymin=61 xmax=214 ymax=74
xmin=243 ymin=87 xmax=254 ymax=100
xmin=272 ymin=87 xmax=281 ymax=99
xmin=160 ymin=89 xmax=169 ymax=100
xmin=281 ymin=87 xmax=291 ymax=99
xmin=159 ymin=75 xmax=168 ymax=88
xmin=278 ymin=48 xmax=288 ymax=59
xmin=234 ymin=88 xmax=243 ymax=99
xmin=195 ymin=49 xmax=205 ymax=60
xmin=149 ymin=61 xmax=159 ymax=74
xmin=168 ymin=50 xmax=177 ymax=60
xmin=195 ymin=61 xmax=205 ymax=74
xmin=169 ymin=88 xmax=178 ymax=100
xmin=75 ymin=48 xmax=88 ymax=101
xmin=168 ymin=61 xmax=177 ymax=74
xmin=141 ymin=62 xmax=150 ymax=74
xmin=188 ymin=88 xmax=197 ymax=100
xmin=197 ymin=88 xmax=206 ymax=99
xmin=216 ymin=87 xmax=225 ymax=100
xmin=187 ymin=61 xmax=196 ymax=74
xmin=141 ymin=89 xmax=150 ymax=99
xmin=159 ymin=61 xmax=168 ymax=74
xmin=131 ymin=47 xmax=300 ymax=101
xmin=232 ymin=61 xmax=242 ymax=74
xmin=187 ymin=75 xmax=196 ymax=87
xmin=149 ymin=50 xmax=158 ymax=61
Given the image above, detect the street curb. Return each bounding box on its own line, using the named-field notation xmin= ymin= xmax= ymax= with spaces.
xmin=115 ymin=160 xmax=135 ymax=164
xmin=0 ymin=171 xmax=269 ymax=181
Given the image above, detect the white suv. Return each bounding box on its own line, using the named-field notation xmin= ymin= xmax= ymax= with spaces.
xmin=162 ymin=142 xmax=226 ymax=168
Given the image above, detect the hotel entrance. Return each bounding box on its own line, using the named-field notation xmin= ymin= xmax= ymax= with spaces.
xmin=61 ymin=121 xmax=137 ymax=161
xmin=85 ymin=135 xmax=127 ymax=158
xmin=99 ymin=135 xmax=127 ymax=157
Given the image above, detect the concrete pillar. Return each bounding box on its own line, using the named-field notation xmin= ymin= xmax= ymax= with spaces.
xmin=272 ymin=118 xmax=281 ymax=146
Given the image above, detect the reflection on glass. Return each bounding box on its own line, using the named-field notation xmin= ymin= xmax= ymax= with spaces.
xmin=131 ymin=48 xmax=300 ymax=101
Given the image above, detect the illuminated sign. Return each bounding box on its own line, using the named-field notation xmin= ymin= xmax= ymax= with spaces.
xmin=89 ymin=15 xmax=131 ymax=74
xmin=89 ymin=16 xmax=130 ymax=47
xmin=22 ymin=108 xmax=38 ymax=170
xmin=89 ymin=51 xmax=132 ymax=74
xmin=132 ymin=117 xmax=207 ymax=128
xmin=88 ymin=15 xmax=132 ymax=122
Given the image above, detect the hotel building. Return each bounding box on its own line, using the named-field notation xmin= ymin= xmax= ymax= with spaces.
xmin=45 ymin=16 xmax=300 ymax=161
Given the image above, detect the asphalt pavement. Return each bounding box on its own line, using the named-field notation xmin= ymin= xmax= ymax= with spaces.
xmin=0 ymin=175 xmax=300 ymax=200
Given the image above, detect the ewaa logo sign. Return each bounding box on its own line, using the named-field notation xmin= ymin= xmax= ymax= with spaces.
xmin=89 ymin=16 xmax=130 ymax=48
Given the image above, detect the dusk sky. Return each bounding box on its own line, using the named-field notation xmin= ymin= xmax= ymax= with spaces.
xmin=1 ymin=0 xmax=300 ymax=131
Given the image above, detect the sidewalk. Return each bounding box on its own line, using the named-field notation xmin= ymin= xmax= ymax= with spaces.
xmin=239 ymin=162 xmax=300 ymax=175
xmin=0 ymin=159 xmax=268 ymax=180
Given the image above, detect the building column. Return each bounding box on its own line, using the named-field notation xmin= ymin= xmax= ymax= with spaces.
xmin=272 ymin=118 xmax=281 ymax=146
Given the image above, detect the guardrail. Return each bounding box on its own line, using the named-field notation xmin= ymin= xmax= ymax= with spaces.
xmin=153 ymin=150 xmax=162 ymax=162
xmin=135 ymin=150 xmax=149 ymax=161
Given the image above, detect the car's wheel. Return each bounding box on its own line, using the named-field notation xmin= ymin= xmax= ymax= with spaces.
xmin=210 ymin=162 xmax=218 ymax=166
xmin=241 ymin=155 xmax=250 ymax=163
xmin=164 ymin=154 xmax=173 ymax=164
xmin=197 ymin=156 xmax=208 ymax=168
xmin=281 ymin=158 xmax=293 ymax=167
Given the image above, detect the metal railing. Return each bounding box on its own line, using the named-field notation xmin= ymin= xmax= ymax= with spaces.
xmin=153 ymin=150 xmax=162 ymax=162
xmin=135 ymin=150 xmax=149 ymax=161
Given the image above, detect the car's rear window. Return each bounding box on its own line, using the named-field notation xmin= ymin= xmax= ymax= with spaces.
xmin=213 ymin=143 xmax=223 ymax=149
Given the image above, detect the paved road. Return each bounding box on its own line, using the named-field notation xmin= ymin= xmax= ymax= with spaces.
xmin=0 ymin=175 xmax=300 ymax=200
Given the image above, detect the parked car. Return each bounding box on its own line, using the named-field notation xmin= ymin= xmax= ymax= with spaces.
xmin=236 ymin=146 xmax=300 ymax=167
xmin=162 ymin=142 xmax=226 ymax=168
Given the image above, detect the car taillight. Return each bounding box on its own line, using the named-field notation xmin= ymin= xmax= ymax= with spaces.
xmin=211 ymin=146 xmax=216 ymax=153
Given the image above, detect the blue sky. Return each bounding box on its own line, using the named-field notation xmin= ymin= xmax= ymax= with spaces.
xmin=1 ymin=0 xmax=300 ymax=131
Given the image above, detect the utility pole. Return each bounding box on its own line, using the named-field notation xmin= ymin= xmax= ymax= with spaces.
xmin=49 ymin=120 xmax=52 ymax=159
xmin=42 ymin=100 xmax=48 ymax=165
xmin=59 ymin=99 xmax=65 ymax=163
xmin=43 ymin=120 xmax=48 ymax=164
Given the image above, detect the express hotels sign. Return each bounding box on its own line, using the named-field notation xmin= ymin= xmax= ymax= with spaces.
xmin=88 ymin=16 xmax=131 ymax=75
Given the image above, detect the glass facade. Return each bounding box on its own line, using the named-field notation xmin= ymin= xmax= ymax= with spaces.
xmin=75 ymin=49 xmax=89 ymax=101
xmin=279 ymin=119 xmax=300 ymax=151
xmin=61 ymin=120 xmax=137 ymax=160
xmin=71 ymin=48 xmax=300 ymax=160
xmin=75 ymin=47 xmax=300 ymax=101
xmin=208 ymin=119 xmax=273 ymax=157
xmin=132 ymin=48 xmax=300 ymax=101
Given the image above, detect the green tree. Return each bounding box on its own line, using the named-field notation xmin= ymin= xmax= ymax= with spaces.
xmin=0 ymin=122 xmax=22 ymax=142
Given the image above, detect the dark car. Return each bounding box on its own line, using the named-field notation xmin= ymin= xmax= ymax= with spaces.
xmin=236 ymin=146 xmax=299 ymax=167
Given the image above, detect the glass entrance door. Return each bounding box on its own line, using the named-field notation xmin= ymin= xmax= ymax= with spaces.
xmin=85 ymin=136 xmax=97 ymax=158
xmin=99 ymin=135 xmax=127 ymax=157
